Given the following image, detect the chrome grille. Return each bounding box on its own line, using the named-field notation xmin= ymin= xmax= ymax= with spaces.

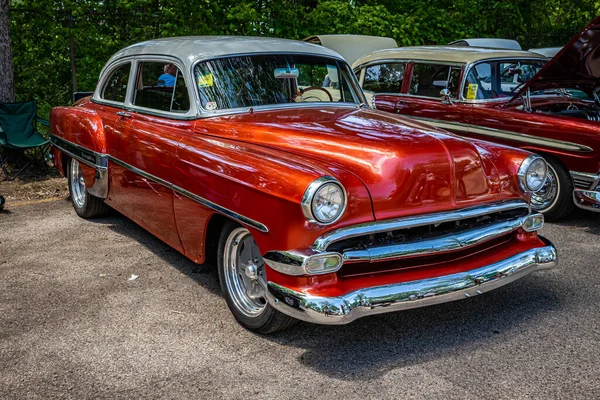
xmin=573 ymin=176 xmax=595 ymax=189
xmin=327 ymin=207 xmax=528 ymax=256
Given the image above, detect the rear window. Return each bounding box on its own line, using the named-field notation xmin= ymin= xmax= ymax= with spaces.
xmin=102 ymin=63 xmax=131 ymax=103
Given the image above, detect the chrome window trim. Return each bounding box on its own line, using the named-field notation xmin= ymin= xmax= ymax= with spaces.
xmin=128 ymin=56 xmax=197 ymax=119
xmin=312 ymin=200 xmax=530 ymax=252
xmin=400 ymin=115 xmax=594 ymax=153
xmin=92 ymin=58 xmax=136 ymax=108
xmin=353 ymin=59 xmax=464 ymax=72
xmin=459 ymin=57 xmax=548 ymax=101
xmin=190 ymin=52 xmax=365 ymax=118
xmin=357 ymin=60 xmax=465 ymax=100
xmin=50 ymin=134 xmax=269 ymax=233
xmin=301 ymin=176 xmax=348 ymax=225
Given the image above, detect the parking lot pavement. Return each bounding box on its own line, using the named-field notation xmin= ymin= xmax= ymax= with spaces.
xmin=1 ymin=199 xmax=599 ymax=400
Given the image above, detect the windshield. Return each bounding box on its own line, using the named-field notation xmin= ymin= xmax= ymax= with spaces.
xmin=463 ymin=60 xmax=546 ymax=100
xmin=194 ymin=54 xmax=363 ymax=112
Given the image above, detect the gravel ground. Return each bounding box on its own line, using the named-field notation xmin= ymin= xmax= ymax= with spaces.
xmin=0 ymin=199 xmax=599 ymax=399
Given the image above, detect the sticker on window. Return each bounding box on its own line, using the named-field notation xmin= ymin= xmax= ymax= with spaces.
xmin=198 ymin=73 xmax=213 ymax=87
xmin=205 ymin=101 xmax=218 ymax=111
xmin=466 ymin=83 xmax=478 ymax=100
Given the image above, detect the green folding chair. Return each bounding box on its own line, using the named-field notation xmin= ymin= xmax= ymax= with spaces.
xmin=0 ymin=101 xmax=50 ymax=180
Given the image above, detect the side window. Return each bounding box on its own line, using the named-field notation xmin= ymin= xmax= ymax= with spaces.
xmin=409 ymin=63 xmax=453 ymax=98
xmin=102 ymin=63 xmax=131 ymax=103
xmin=132 ymin=62 xmax=190 ymax=113
xmin=463 ymin=62 xmax=495 ymax=100
xmin=363 ymin=63 xmax=405 ymax=93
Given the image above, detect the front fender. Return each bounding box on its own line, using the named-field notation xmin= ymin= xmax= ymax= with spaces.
xmin=173 ymin=135 xmax=374 ymax=261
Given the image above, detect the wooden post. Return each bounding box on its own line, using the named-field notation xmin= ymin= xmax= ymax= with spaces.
xmin=69 ymin=14 xmax=77 ymax=93
xmin=0 ymin=0 xmax=16 ymax=103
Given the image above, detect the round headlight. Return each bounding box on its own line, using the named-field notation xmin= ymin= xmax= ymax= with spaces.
xmin=312 ymin=183 xmax=345 ymax=223
xmin=302 ymin=177 xmax=347 ymax=224
xmin=518 ymin=155 xmax=548 ymax=193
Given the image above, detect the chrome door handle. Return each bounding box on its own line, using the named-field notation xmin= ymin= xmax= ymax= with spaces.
xmin=116 ymin=111 xmax=132 ymax=119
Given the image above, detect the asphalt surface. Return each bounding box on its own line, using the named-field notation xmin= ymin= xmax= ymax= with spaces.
xmin=1 ymin=198 xmax=599 ymax=399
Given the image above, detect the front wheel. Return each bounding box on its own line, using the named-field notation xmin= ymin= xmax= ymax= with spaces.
xmin=530 ymin=156 xmax=574 ymax=221
xmin=67 ymin=158 xmax=109 ymax=219
xmin=217 ymin=222 xmax=297 ymax=334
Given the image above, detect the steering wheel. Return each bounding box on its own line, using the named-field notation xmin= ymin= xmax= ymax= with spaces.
xmin=291 ymin=86 xmax=333 ymax=102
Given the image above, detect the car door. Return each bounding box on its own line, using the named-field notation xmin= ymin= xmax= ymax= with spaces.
xmin=93 ymin=60 xmax=138 ymax=210
xmin=119 ymin=59 xmax=195 ymax=252
xmin=390 ymin=62 xmax=473 ymax=133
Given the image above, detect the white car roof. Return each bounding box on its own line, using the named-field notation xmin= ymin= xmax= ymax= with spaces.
xmin=104 ymin=36 xmax=345 ymax=71
xmin=353 ymin=46 xmax=547 ymax=68
xmin=448 ymin=38 xmax=522 ymax=50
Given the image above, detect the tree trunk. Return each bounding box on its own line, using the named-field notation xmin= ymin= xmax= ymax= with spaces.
xmin=0 ymin=0 xmax=15 ymax=103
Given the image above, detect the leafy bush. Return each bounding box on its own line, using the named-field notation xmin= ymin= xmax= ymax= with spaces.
xmin=9 ymin=0 xmax=599 ymax=117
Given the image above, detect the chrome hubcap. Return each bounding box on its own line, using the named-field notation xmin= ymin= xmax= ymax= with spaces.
xmin=531 ymin=164 xmax=559 ymax=212
xmin=223 ymin=227 xmax=267 ymax=317
xmin=69 ymin=159 xmax=86 ymax=208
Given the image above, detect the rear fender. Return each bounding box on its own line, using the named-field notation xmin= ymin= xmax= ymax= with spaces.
xmin=50 ymin=107 xmax=108 ymax=198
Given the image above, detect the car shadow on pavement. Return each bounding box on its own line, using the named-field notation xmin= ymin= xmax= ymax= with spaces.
xmin=89 ymin=210 xmax=222 ymax=296
xmin=264 ymin=275 xmax=565 ymax=381
xmin=549 ymin=208 xmax=600 ymax=235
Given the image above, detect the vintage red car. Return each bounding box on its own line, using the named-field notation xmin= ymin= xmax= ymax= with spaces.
xmin=50 ymin=37 xmax=557 ymax=333
xmin=352 ymin=18 xmax=600 ymax=220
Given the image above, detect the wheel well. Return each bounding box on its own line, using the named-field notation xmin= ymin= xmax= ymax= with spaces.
xmin=62 ymin=153 xmax=70 ymax=175
xmin=204 ymin=213 xmax=229 ymax=266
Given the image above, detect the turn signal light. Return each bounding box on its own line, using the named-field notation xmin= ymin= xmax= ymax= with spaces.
xmin=305 ymin=253 xmax=343 ymax=275
xmin=523 ymin=213 xmax=544 ymax=232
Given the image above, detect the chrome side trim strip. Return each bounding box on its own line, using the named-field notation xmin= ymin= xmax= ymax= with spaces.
xmin=266 ymin=241 xmax=557 ymax=325
xmin=106 ymin=155 xmax=172 ymax=189
xmin=50 ymin=135 xmax=109 ymax=198
xmin=173 ymin=185 xmax=269 ymax=233
xmin=50 ymin=135 xmax=108 ymax=171
xmin=313 ymin=200 xmax=528 ymax=252
xmin=401 ymin=115 xmax=594 ymax=153
xmin=342 ymin=215 xmax=533 ymax=262
xmin=50 ymin=135 xmax=269 ymax=232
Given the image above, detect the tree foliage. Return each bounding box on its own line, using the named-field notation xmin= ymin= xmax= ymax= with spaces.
xmin=7 ymin=0 xmax=600 ymax=116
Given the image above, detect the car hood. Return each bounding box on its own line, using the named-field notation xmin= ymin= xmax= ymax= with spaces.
xmin=199 ymin=107 xmax=518 ymax=220
xmin=510 ymin=16 xmax=600 ymax=101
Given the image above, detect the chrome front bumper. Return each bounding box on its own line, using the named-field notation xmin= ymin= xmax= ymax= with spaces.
xmin=573 ymin=189 xmax=600 ymax=212
xmin=266 ymin=241 xmax=557 ymax=325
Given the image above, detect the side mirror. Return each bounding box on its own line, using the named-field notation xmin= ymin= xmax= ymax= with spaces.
xmin=440 ymin=88 xmax=453 ymax=104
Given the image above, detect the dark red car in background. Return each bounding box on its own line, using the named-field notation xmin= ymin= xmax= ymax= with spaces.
xmin=351 ymin=17 xmax=600 ymax=220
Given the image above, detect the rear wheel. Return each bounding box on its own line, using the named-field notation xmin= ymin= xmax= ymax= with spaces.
xmin=531 ymin=155 xmax=574 ymax=221
xmin=67 ymin=158 xmax=109 ymax=218
xmin=217 ymin=221 xmax=297 ymax=334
